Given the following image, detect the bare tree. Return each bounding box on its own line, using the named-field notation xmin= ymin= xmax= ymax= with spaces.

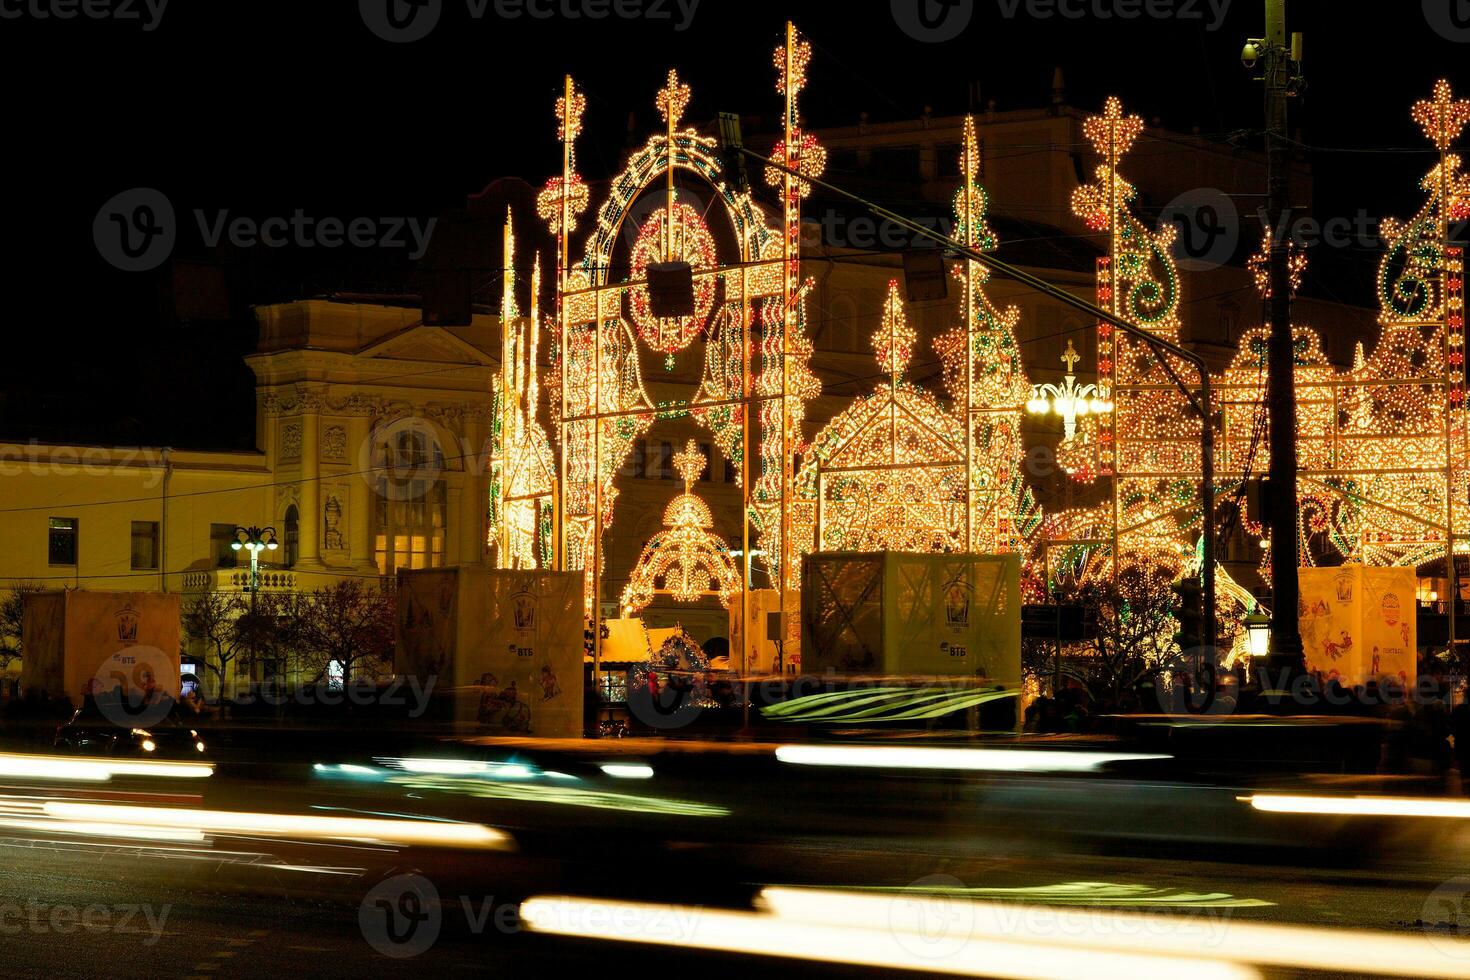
xmin=0 ymin=582 xmax=45 ymax=675
xmin=180 ymin=589 xmax=250 ymax=698
xmin=280 ymin=580 xmax=395 ymax=688
xmin=1072 ymin=563 xmax=1183 ymax=705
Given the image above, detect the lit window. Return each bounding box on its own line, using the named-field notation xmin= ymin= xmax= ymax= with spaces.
xmin=374 ymin=480 xmax=447 ymax=576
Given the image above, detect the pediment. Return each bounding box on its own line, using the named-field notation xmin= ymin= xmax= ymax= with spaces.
xmin=358 ymin=325 xmax=495 ymax=366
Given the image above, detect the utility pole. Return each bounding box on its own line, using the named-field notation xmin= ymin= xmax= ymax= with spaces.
xmin=1258 ymin=0 xmax=1306 ymax=676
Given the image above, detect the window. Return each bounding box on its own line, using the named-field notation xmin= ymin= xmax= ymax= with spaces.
xmin=724 ymin=457 xmax=737 ymax=484
xmin=698 ymin=443 xmax=713 ymax=482
xmin=374 ymin=479 xmax=447 ymax=576
xmin=871 ymin=145 xmax=921 ymax=183
xmin=48 ymin=518 xmax=77 ymax=566
xmin=283 ymin=505 xmax=299 ymax=568
xmin=130 ymin=521 xmax=159 ymax=571
xmin=210 ymin=523 xmax=239 ymax=568
xmin=659 ymin=441 xmax=674 ymax=480
xmin=630 ymin=439 xmax=647 ymax=478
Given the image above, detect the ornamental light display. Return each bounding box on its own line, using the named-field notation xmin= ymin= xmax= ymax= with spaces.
xmin=621 ymin=440 xmax=742 ymax=615
xmin=793 ymin=281 xmax=967 ymax=555
xmin=487 ymin=211 xmax=556 ymax=570
xmin=1043 ymin=97 xmax=1201 ymax=589
xmin=544 ymin=23 xmax=820 ymax=677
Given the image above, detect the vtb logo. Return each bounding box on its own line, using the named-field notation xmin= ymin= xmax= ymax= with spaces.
xmin=1425 ymin=0 xmax=1470 ymax=40
xmin=360 ymin=874 xmax=441 ymax=958
xmin=360 ymin=0 xmax=442 ymax=43
xmin=93 ymin=188 xmax=175 ymax=272
xmin=891 ymin=0 xmax=974 ymax=42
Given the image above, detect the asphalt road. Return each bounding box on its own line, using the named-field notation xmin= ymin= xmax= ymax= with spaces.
xmin=1 ymin=735 xmax=1469 ymax=978
xmin=0 ymin=822 xmax=1463 ymax=978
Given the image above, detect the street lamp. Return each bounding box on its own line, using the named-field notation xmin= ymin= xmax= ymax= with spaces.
xmin=1244 ymin=611 xmax=1271 ymax=659
xmin=231 ymin=526 xmax=278 ymax=595
xmin=231 ymin=526 xmax=278 ymax=698
xmin=1027 ymin=340 xmax=1113 ymax=439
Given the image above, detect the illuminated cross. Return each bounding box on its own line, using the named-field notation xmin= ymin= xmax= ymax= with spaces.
xmin=673 ymin=440 xmax=704 ymax=490
xmin=1060 ymin=339 xmax=1081 ymax=376
xmin=1413 ymin=80 xmax=1470 ymax=152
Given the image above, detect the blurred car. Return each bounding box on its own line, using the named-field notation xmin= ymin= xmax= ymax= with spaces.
xmin=54 ymin=710 xmax=207 ymax=759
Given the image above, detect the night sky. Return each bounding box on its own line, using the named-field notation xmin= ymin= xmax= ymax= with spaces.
xmin=3 ymin=0 xmax=1462 ymax=449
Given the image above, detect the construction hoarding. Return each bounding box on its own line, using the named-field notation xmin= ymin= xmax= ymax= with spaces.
xmin=21 ymin=590 xmax=181 ymax=704
xmin=799 ymin=552 xmax=1021 ymax=685
xmin=1298 ymin=564 xmax=1417 ymax=689
xmin=396 ymin=567 xmax=583 ymax=737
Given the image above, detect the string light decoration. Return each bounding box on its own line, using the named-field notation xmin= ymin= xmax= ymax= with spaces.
xmin=628 ymin=201 xmax=718 ymax=356
xmin=792 ymin=282 xmax=967 ymax=555
xmin=1046 ymin=97 xmax=1199 ymax=590
xmin=544 ymin=28 xmax=818 ymax=625
xmin=621 ymin=441 xmax=742 ymax=614
xmin=1247 ymin=229 xmax=1307 ymax=298
xmin=934 ymin=116 xmax=1041 ymax=558
xmin=488 ymin=212 xmax=557 ymax=570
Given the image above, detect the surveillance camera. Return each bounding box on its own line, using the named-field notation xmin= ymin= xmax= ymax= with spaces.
xmin=1241 ymin=40 xmax=1261 ymax=69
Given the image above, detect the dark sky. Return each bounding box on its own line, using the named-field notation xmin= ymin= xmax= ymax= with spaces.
xmin=2 ymin=0 xmax=1463 ymax=448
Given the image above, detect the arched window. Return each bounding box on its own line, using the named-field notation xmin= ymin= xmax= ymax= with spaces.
xmin=370 ymin=421 xmax=450 ymax=575
xmin=283 ymin=505 xmax=299 ymax=568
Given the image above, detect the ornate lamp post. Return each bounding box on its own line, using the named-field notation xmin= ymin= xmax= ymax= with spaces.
xmin=231 ymin=526 xmax=278 ymax=693
xmin=1026 ymin=340 xmax=1113 ymax=439
xmin=231 ymin=526 xmax=278 ymax=596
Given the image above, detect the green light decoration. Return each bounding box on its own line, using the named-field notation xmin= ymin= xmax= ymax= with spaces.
xmin=761 ymin=685 xmax=1017 ymax=724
